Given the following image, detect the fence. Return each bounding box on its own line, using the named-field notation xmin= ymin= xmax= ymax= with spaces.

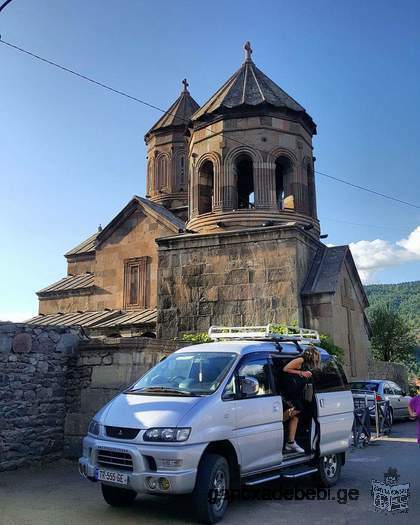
xmin=352 ymin=397 xmax=392 ymax=448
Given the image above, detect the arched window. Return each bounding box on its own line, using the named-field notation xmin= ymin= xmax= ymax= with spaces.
xmin=147 ymin=160 xmax=153 ymax=194
xmin=156 ymin=155 xmax=169 ymax=189
xmin=275 ymin=156 xmax=292 ymax=210
xmin=307 ymin=165 xmax=316 ymax=217
xmin=176 ymin=154 xmax=185 ymax=190
xmin=198 ymin=160 xmax=214 ymax=214
xmin=235 ymin=154 xmax=254 ymax=209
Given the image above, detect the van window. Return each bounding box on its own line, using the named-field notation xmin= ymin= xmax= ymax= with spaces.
xmin=313 ymin=356 xmax=346 ymax=393
xmin=237 ymin=358 xmax=272 ymax=397
xmin=129 ymin=352 xmax=237 ymax=396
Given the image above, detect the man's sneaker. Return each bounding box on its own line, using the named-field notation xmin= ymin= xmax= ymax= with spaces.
xmin=285 ymin=441 xmax=305 ymax=454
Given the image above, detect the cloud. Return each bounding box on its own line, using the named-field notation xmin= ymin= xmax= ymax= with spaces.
xmin=0 ymin=311 xmax=35 ymax=323
xmin=349 ymin=226 xmax=420 ymax=283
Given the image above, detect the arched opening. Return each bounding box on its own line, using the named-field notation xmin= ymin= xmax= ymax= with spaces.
xmin=179 ymin=155 xmax=185 ymax=189
xmin=147 ymin=160 xmax=153 ymax=194
xmin=235 ymin=154 xmax=254 ymax=209
xmin=156 ymin=155 xmax=169 ymax=190
xmin=307 ymin=164 xmax=316 ymax=217
xmin=275 ymin=156 xmax=292 ymax=209
xmin=198 ymin=160 xmax=214 ymax=214
xmin=174 ymin=152 xmax=185 ymax=191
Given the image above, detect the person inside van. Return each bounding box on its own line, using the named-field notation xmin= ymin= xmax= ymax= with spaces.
xmin=281 ymin=346 xmax=321 ymax=453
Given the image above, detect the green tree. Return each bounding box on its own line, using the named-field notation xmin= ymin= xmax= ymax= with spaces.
xmin=368 ymin=303 xmax=416 ymax=362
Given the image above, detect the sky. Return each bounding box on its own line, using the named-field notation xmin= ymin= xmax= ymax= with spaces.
xmin=0 ymin=0 xmax=419 ymax=321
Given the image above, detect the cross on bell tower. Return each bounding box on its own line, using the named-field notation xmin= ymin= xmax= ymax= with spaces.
xmin=244 ymin=41 xmax=253 ymax=62
xmin=182 ymin=78 xmax=189 ymax=92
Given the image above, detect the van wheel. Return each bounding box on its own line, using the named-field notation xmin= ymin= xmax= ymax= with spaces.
xmin=101 ymin=483 xmax=136 ymax=507
xmin=314 ymin=454 xmax=341 ymax=487
xmin=192 ymin=453 xmax=230 ymax=524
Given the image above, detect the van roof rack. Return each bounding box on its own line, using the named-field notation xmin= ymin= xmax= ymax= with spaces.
xmin=208 ymin=324 xmax=320 ymax=344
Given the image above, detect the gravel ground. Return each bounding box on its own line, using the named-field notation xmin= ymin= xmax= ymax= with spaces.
xmin=0 ymin=420 xmax=418 ymax=525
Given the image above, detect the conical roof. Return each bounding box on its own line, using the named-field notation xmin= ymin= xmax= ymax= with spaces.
xmin=145 ymin=79 xmax=200 ymax=138
xmin=192 ymin=42 xmax=314 ymax=131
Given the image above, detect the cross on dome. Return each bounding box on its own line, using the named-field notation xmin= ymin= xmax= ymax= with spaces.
xmin=244 ymin=41 xmax=253 ymax=62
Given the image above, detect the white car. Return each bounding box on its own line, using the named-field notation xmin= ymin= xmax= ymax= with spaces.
xmin=350 ymin=379 xmax=411 ymax=424
xmin=79 ymin=325 xmax=354 ymax=523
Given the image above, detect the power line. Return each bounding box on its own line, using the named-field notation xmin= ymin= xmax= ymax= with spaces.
xmin=315 ymin=170 xmax=419 ymax=209
xmin=1 ymin=38 xmax=419 ymax=211
xmin=319 ymin=216 xmax=409 ymax=230
xmin=0 ymin=0 xmax=14 ymax=14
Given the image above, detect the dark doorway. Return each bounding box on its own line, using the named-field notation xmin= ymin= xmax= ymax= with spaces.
xmin=236 ymin=154 xmax=254 ymax=209
xmin=275 ymin=156 xmax=292 ymax=209
xmin=198 ymin=160 xmax=214 ymax=214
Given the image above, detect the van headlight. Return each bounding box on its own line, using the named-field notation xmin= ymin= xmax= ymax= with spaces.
xmin=88 ymin=419 xmax=101 ymax=436
xmin=143 ymin=427 xmax=191 ymax=442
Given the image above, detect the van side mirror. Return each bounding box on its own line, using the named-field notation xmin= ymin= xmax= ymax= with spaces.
xmin=239 ymin=376 xmax=259 ymax=397
xmin=401 ymin=391 xmax=406 ymax=397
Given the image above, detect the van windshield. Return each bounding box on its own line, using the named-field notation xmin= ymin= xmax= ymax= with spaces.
xmin=127 ymin=352 xmax=237 ymax=396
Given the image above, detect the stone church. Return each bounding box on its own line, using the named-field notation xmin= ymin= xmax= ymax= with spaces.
xmin=28 ymin=43 xmax=371 ymax=379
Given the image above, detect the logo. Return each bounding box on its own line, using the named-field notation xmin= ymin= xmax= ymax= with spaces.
xmin=371 ymin=468 xmax=410 ymax=513
xmin=117 ymin=429 xmax=123 ymax=436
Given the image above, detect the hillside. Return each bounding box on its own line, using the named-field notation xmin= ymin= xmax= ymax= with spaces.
xmin=364 ymin=280 xmax=420 ymax=327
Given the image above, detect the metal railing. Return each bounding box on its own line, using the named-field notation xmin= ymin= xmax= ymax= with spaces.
xmin=352 ymin=397 xmax=392 ymax=447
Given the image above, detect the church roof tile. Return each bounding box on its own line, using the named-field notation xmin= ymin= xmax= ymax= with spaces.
xmin=37 ymin=272 xmax=94 ymax=297
xmin=192 ymin=42 xmax=314 ymax=130
xmin=145 ymin=80 xmax=200 ymax=137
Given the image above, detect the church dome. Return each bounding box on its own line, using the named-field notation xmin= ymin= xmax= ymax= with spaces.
xmin=186 ymin=43 xmax=319 ymax=234
xmin=192 ymin=42 xmax=316 ymax=135
xmin=144 ymin=80 xmax=199 ymax=220
xmin=145 ymin=79 xmax=200 ymax=140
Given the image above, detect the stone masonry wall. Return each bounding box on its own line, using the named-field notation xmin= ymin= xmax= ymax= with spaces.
xmin=0 ymin=323 xmax=83 ymax=471
xmin=156 ymin=225 xmax=319 ymax=339
xmin=369 ymin=360 xmax=409 ymax=391
xmin=64 ymin=337 xmax=181 ymax=458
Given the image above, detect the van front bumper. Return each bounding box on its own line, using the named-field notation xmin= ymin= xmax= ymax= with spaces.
xmin=79 ymin=435 xmax=207 ymax=495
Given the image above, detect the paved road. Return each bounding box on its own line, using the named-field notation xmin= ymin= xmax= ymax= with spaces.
xmin=0 ymin=421 xmax=418 ymax=525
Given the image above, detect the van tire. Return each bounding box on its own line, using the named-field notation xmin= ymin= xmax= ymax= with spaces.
xmin=314 ymin=454 xmax=341 ymax=487
xmin=192 ymin=453 xmax=230 ymax=524
xmin=101 ymin=483 xmax=136 ymax=507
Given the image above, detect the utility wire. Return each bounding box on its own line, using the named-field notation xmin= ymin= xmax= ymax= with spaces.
xmin=319 ymin=216 xmax=409 ymax=230
xmin=1 ymin=38 xmax=419 ymax=210
xmin=0 ymin=0 xmax=14 ymax=14
xmin=315 ymin=170 xmax=419 ymax=209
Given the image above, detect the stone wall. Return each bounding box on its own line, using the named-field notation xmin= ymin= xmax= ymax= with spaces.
xmin=369 ymin=360 xmax=409 ymax=391
xmin=64 ymin=337 xmax=181 ymax=457
xmin=0 ymin=323 xmax=83 ymax=471
xmin=156 ymin=225 xmax=319 ymax=338
xmin=1 ymin=323 xmax=183 ymax=468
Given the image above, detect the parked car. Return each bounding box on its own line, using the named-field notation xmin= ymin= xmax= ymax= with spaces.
xmin=350 ymin=380 xmax=411 ymax=424
xmin=79 ymin=325 xmax=354 ymax=524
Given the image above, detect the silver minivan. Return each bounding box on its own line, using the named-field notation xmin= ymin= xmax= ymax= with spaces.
xmin=79 ymin=326 xmax=353 ymax=523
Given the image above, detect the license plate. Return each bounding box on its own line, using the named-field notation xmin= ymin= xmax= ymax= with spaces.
xmin=96 ymin=469 xmax=128 ymax=485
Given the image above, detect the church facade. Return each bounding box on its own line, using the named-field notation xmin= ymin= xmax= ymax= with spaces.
xmin=29 ymin=43 xmax=371 ymax=379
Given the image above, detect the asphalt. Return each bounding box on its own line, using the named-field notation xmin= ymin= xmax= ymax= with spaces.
xmin=0 ymin=420 xmax=418 ymax=525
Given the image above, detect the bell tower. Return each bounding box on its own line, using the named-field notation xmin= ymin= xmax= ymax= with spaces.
xmin=187 ymin=42 xmax=318 ymax=233
xmin=145 ymin=80 xmax=199 ymax=221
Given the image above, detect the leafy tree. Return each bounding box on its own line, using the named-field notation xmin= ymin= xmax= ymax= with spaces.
xmin=368 ymin=303 xmax=416 ymax=362
xmin=181 ymin=332 xmax=212 ymax=344
xmin=365 ymin=280 xmax=420 ymax=327
xmin=318 ymin=334 xmax=345 ymax=365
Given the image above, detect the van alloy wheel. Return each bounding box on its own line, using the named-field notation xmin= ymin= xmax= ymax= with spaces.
xmin=212 ymin=469 xmax=227 ymax=512
xmin=323 ymin=455 xmax=338 ymax=479
xmin=192 ymin=453 xmax=230 ymax=524
xmin=314 ymin=453 xmax=341 ymax=487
